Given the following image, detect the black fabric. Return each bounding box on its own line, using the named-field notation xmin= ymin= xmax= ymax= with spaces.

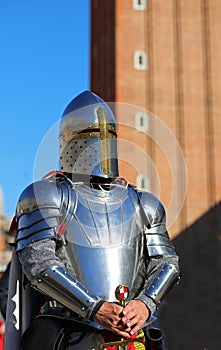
xmin=36 ymin=314 xmax=97 ymax=333
xmin=21 ymin=317 xmax=69 ymax=350
xmin=144 ymin=327 xmax=164 ymax=350
xmin=0 ymin=262 xmax=11 ymax=319
xmin=21 ymin=314 xmax=99 ymax=350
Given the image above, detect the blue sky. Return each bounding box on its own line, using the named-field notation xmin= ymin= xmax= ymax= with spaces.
xmin=0 ymin=1 xmax=90 ymax=214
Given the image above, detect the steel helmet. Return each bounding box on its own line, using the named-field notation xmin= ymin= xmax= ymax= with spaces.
xmin=59 ymin=90 xmax=119 ymax=179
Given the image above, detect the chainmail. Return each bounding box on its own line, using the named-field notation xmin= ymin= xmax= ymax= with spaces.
xmin=18 ymin=238 xmax=64 ymax=281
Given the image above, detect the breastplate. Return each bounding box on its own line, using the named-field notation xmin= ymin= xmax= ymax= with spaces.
xmin=62 ymin=183 xmax=146 ymax=302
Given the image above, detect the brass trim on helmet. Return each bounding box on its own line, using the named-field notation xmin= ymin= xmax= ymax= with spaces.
xmin=60 ymin=125 xmax=117 ymax=143
xmin=60 ymin=107 xmax=117 ymax=176
xmin=97 ymin=106 xmax=110 ymax=175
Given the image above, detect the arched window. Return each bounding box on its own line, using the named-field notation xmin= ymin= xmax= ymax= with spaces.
xmin=134 ymin=50 xmax=147 ymax=70
xmin=133 ymin=0 xmax=147 ymax=11
xmin=135 ymin=111 xmax=149 ymax=132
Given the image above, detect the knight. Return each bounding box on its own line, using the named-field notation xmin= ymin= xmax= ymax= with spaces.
xmin=5 ymin=91 xmax=180 ymax=350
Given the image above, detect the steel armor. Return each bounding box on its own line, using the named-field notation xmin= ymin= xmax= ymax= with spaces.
xmin=15 ymin=173 xmax=179 ymax=326
xmin=59 ymin=90 xmax=119 ymax=179
xmin=5 ymin=91 xmax=180 ymax=350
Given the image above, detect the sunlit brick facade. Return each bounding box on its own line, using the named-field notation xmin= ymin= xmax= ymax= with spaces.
xmin=90 ymin=1 xmax=221 ymax=348
xmin=90 ymin=0 xmax=221 ymax=240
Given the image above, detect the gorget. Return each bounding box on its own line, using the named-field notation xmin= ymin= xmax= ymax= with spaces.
xmin=58 ymin=182 xmax=146 ymax=302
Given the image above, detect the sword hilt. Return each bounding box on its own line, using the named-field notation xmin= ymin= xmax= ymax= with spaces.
xmin=115 ymin=285 xmax=129 ymax=308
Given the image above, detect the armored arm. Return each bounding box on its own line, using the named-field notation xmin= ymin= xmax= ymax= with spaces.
xmin=135 ymin=191 xmax=180 ymax=315
xmin=16 ymin=175 xmax=104 ymax=320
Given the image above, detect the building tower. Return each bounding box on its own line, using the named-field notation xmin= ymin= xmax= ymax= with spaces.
xmin=90 ymin=0 xmax=221 ymax=239
xmin=90 ymin=1 xmax=221 ymax=349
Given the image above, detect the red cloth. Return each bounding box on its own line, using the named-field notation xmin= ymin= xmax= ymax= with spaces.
xmin=0 ymin=334 xmax=4 ymax=350
xmin=0 ymin=320 xmax=4 ymax=350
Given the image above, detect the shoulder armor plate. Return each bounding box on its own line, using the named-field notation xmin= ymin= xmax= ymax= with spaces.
xmin=16 ymin=176 xmax=75 ymax=252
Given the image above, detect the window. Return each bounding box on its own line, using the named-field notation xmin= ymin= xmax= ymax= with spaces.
xmin=134 ymin=50 xmax=147 ymax=70
xmin=133 ymin=0 xmax=147 ymax=11
xmin=136 ymin=175 xmax=150 ymax=191
xmin=135 ymin=111 xmax=149 ymax=132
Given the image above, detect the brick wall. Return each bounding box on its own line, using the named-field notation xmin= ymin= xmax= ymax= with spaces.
xmin=91 ymin=2 xmax=221 ymax=347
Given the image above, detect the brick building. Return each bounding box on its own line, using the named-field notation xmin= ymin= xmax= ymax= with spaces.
xmin=90 ymin=1 xmax=221 ymax=349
